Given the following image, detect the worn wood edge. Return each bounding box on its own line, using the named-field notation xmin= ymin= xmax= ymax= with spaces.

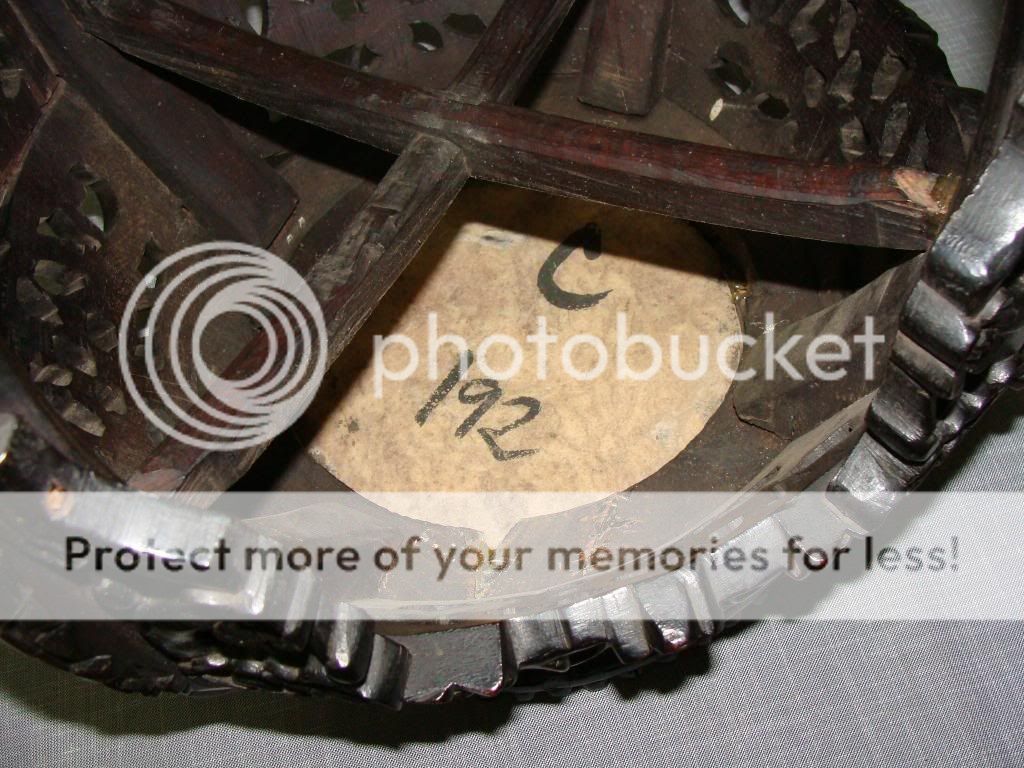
xmin=70 ymin=0 xmax=945 ymax=250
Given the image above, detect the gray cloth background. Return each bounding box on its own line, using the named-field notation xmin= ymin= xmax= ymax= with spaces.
xmin=1 ymin=2 xmax=1020 ymax=766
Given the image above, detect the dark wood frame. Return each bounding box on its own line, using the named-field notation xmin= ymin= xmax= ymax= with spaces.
xmin=65 ymin=0 xmax=960 ymax=496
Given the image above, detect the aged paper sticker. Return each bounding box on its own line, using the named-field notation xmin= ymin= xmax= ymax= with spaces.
xmin=305 ymin=184 xmax=739 ymax=536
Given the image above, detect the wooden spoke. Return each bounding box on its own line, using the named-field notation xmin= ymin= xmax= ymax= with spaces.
xmin=448 ymin=0 xmax=578 ymax=104
xmin=73 ymin=0 xmax=951 ymax=251
xmin=129 ymin=0 xmax=581 ymax=494
xmin=579 ymin=0 xmax=673 ymax=116
xmin=136 ymin=135 xmax=469 ymax=495
xmin=17 ymin=0 xmax=297 ymax=246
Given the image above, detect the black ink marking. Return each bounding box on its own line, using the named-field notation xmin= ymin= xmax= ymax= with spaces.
xmin=414 ymin=355 xmax=541 ymax=462
xmin=456 ymin=379 xmax=502 ymax=438
xmin=479 ymin=397 xmax=541 ymax=461
xmin=538 ymin=223 xmax=611 ymax=310
xmin=416 ymin=351 xmax=475 ymax=426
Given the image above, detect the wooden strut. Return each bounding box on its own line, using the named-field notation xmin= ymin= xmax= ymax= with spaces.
xmin=579 ymin=0 xmax=674 ymax=116
xmin=14 ymin=0 xmax=298 ymax=247
xmin=73 ymin=0 xmax=948 ymax=251
xmin=63 ymin=0 xmax=954 ymax=494
xmin=127 ymin=0 xmax=579 ymax=495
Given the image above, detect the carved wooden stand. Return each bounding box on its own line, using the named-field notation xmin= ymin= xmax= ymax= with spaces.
xmin=0 ymin=0 xmax=1021 ymax=705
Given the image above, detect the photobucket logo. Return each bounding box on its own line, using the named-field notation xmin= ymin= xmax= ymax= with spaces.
xmin=118 ymin=242 xmax=327 ymax=451
xmin=373 ymin=312 xmax=885 ymax=397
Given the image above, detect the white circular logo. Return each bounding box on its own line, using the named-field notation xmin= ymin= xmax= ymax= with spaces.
xmin=118 ymin=242 xmax=328 ymax=451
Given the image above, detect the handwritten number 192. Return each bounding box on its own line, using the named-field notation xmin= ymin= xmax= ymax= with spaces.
xmin=416 ymin=353 xmax=541 ymax=462
xmin=413 ymin=222 xmax=606 ymax=461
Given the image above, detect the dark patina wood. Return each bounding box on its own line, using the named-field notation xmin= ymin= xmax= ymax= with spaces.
xmin=0 ymin=2 xmax=60 ymax=209
xmin=448 ymin=0 xmax=578 ymax=104
xmin=72 ymin=0 xmax=949 ymax=251
xmin=15 ymin=0 xmax=297 ymax=246
xmin=141 ymin=135 xmax=469 ymax=496
xmin=578 ymin=0 xmax=673 ymax=115
xmin=130 ymin=0 xmax=579 ymax=494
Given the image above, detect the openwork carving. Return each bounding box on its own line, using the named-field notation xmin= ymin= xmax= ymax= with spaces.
xmin=666 ymin=0 xmax=975 ymax=170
